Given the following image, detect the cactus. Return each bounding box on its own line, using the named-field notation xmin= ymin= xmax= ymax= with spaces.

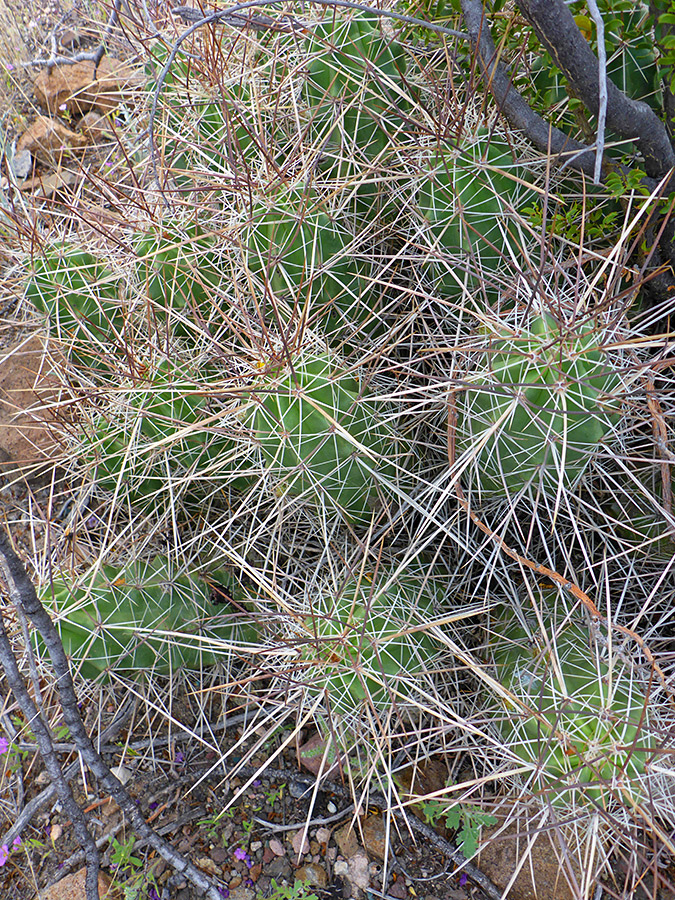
xmin=146 ymin=44 xmax=265 ymax=185
xmin=302 ymin=567 xmax=442 ymax=717
xmin=85 ymin=363 xmax=244 ymax=504
xmin=456 ymin=312 xmax=623 ymax=498
xmin=25 ymin=244 xmax=125 ymax=370
xmin=249 ymin=351 xmax=411 ymax=527
xmin=416 ymin=131 xmax=534 ymax=298
xmin=489 ymin=591 xmax=656 ymax=807
xmin=37 ymin=557 xmax=257 ymax=681
xmin=135 ymin=221 xmax=227 ymax=336
xmin=304 ymin=12 xmax=410 ymax=162
xmin=245 ymin=189 xmax=375 ymax=339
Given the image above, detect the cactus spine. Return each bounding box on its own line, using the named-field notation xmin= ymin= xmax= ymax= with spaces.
xmin=302 ymin=567 xmax=442 ymax=717
xmin=249 ymin=351 xmax=411 ymax=527
xmin=490 ymin=594 xmax=655 ymax=808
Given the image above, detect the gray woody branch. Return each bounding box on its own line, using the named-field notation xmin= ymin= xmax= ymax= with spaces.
xmin=515 ymin=0 xmax=675 ymax=181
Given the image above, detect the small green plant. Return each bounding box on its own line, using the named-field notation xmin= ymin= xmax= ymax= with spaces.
xmin=268 ymin=878 xmax=320 ymax=900
xmin=110 ymin=835 xmax=143 ymax=873
xmin=421 ymin=798 xmax=496 ymax=859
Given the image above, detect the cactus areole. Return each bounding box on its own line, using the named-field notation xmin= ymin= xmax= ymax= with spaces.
xmin=457 ymin=313 xmax=622 ymax=497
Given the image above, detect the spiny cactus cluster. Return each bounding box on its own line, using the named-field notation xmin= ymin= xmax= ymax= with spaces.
xmin=456 ymin=312 xmax=625 ymax=498
xmin=21 ymin=4 xmax=675 ymax=868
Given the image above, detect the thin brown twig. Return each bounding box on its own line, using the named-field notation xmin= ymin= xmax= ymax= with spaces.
xmin=445 ymin=396 xmax=673 ymax=699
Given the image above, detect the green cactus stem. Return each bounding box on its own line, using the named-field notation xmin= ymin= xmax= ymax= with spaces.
xmin=490 ymin=592 xmax=655 ymax=808
xmin=38 ymin=557 xmax=258 ymax=681
xmin=456 ymin=312 xmax=623 ymax=498
xmin=245 ymin=189 xmax=374 ymax=339
xmin=25 ymin=244 xmax=125 ymax=370
xmin=249 ymin=351 xmax=411 ymax=527
xmin=302 ymin=567 xmax=442 ymax=717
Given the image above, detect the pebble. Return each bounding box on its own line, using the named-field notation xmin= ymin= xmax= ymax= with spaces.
xmin=387 ymin=879 xmax=408 ymax=899
xmin=295 ymin=862 xmax=328 ymax=889
xmin=267 ymin=857 xmax=292 ymax=882
xmin=362 ymin=815 xmax=387 ymax=860
xmin=291 ymin=830 xmax=310 ymax=858
xmin=210 ymin=848 xmax=229 ymax=864
xmin=315 ymin=827 xmax=332 ymax=845
xmin=348 ymin=852 xmax=371 ymax=892
xmin=269 ymin=838 xmax=285 ymax=857
xmin=334 ymin=860 xmax=349 ymax=878
xmin=335 ymin=823 xmax=360 ymax=858
xmin=250 ymin=840 xmax=263 ymax=852
xmin=228 ymin=889 xmax=254 ymax=900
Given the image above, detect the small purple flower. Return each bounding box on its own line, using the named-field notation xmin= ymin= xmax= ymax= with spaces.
xmin=147 ymin=888 xmax=160 ymax=900
xmin=0 ymin=737 xmax=9 ymax=754
xmin=4 ymin=63 xmax=14 ymax=72
xmin=252 ymin=779 xmax=261 ymax=787
xmin=234 ymin=847 xmax=252 ymax=867
xmin=244 ymin=878 xmax=254 ymax=888
xmin=459 ymin=872 xmax=468 ymax=887
xmin=174 ymin=751 xmax=184 ymax=764
xmin=218 ymin=888 xmax=230 ymax=899
xmin=12 ymin=837 xmax=20 ymax=848
xmin=148 ymin=801 xmax=159 ymax=811
xmin=0 ymin=845 xmax=9 ymax=866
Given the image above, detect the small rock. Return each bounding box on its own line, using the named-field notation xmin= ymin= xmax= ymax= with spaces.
xmin=249 ymin=864 xmax=261 ymax=882
xmin=59 ymin=29 xmax=81 ymax=48
xmin=315 ymin=827 xmax=331 ymax=845
xmin=334 ymin=823 xmax=360 ymax=859
xmin=0 ymin=335 xmax=63 ymax=483
xmin=478 ymin=811 xmax=581 ymax=900
xmin=269 ymin=839 xmax=285 ymax=857
xmin=362 ymin=815 xmax=387 ymax=860
xmin=49 ymin=823 xmax=63 ymax=842
xmin=347 ymin=852 xmax=370 ymax=896
xmin=210 ymin=848 xmax=228 ymax=864
xmin=110 ymin=765 xmax=133 ymax=786
xmin=195 ymin=857 xmax=222 ymax=877
xmin=228 ymin=889 xmax=254 ymax=900
xmin=291 ymin=830 xmax=310 ymax=859
xmin=309 ymin=840 xmax=320 ymax=855
xmin=10 ymin=148 xmax=32 ymax=180
xmin=17 ymin=116 xmax=88 ymax=165
xmin=267 ymin=857 xmax=292 ymax=882
xmin=387 ymin=879 xmax=407 ymax=899
xmin=33 ymin=58 xmax=141 ymax=116
xmin=297 ymin=733 xmax=344 ymax=777
xmin=229 ymin=876 xmax=242 ymax=889
xmin=295 ymin=863 xmax=328 ymax=889
xmin=262 ymin=845 xmax=275 ymax=864
xmin=333 ymin=860 xmax=349 ymax=878
xmin=37 ymin=868 xmax=113 ymax=899
xmin=250 ymin=841 xmax=262 ymax=853
xmin=79 ymin=111 xmax=112 ymax=142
